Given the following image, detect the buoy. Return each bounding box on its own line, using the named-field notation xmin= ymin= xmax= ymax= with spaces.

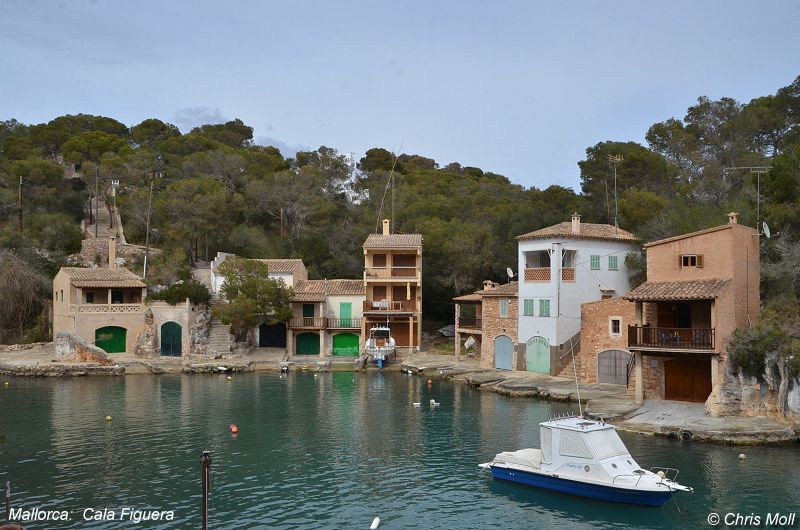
xmin=412 ymin=402 xmax=421 ymax=407
xmin=739 ymin=453 xmax=747 ymax=460
xmin=429 ymin=399 xmax=440 ymax=407
xmin=226 ymin=376 xmax=232 ymax=382
xmin=427 ymin=379 xmax=432 ymax=385
xmin=656 ymin=470 xmax=665 ymax=478
xmin=217 ymin=366 xmax=227 ymax=372
xmin=229 ymin=424 xmax=238 ymax=434
xmin=105 ymin=415 xmax=112 ymax=422
xmin=3 ymin=381 xmax=8 ymax=386
xmin=370 ymin=516 xmax=381 ymax=529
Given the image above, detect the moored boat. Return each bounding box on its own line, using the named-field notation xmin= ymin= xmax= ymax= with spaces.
xmin=364 ymin=324 xmax=395 ymax=368
xmin=481 ymin=415 xmax=692 ymax=506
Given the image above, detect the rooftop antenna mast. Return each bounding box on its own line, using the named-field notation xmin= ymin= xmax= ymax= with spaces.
xmin=376 ymin=139 xmax=404 ymax=233
xmin=722 ymin=166 xmax=770 ymax=231
xmin=607 ymin=154 xmax=623 ymax=230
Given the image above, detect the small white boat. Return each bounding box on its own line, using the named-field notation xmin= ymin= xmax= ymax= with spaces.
xmin=481 ymin=415 xmax=692 ymax=506
xmin=364 ymin=325 xmax=395 ymax=368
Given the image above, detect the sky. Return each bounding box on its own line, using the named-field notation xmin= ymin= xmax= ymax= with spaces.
xmin=1 ymin=0 xmax=798 ymax=190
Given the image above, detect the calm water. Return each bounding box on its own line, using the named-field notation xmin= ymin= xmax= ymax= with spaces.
xmin=0 ymin=372 xmax=798 ymax=529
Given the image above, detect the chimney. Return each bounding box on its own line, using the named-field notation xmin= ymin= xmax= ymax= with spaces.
xmin=482 ymin=279 xmax=498 ymax=291
xmin=571 ymin=213 xmax=581 ymax=235
xmin=382 ymin=219 xmax=391 ymax=235
xmin=108 ymin=236 xmax=117 ymax=269
xmin=728 ymin=212 xmax=739 ymax=225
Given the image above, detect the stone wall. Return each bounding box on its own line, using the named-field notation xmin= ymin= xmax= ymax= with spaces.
xmin=577 ymin=297 xmax=635 ymax=383
xmin=479 ymin=296 xmax=518 ymax=369
xmin=78 ymin=238 xmax=160 ymax=267
xmin=641 ymin=355 xmax=665 ymax=399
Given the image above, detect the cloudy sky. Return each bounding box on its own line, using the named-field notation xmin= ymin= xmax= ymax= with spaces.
xmin=1 ymin=0 xmax=797 ymax=189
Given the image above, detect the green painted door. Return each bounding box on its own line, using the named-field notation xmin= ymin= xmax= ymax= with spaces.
xmin=296 ymin=333 xmax=320 ymax=355
xmin=340 ymin=302 xmax=352 ymax=327
xmin=303 ymin=304 xmax=315 ymax=326
xmin=527 ymin=336 xmax=550 ymax=374
xmin=160 ymin=321 xmax=182 ymax=357
xmin=332 ymin=333 xmax=359 ymax=356
xmin=95 ymin=326 xmax=126 ymax=353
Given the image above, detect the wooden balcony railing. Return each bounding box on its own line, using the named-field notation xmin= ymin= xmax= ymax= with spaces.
xmin=365 ymin=267 xmax=420 ymax=279
xmin=327 ymin=317 xmax=362 ymax=329
xmin=561 ymin=268 xmax=575 ymax=282
xmin=524 ymin=267 xmax=551 ymax=282
xmin=628 ymin=326 xmax=715 ymax=350
xmin=289 ymin=317 xmax=326 ymax=328
xmin=458 ymin=317 xmax=482 ymax=330
xmin=363 ymin=300 xmax=416 ymax=312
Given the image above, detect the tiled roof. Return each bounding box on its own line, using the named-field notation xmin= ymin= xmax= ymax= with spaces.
xmin=624 ymin=279 xmax=731 ymax=302
xmin=477 ymin=281 xmax=519 ymax=297
xmin=254 ymin=258 xmax=306 ymax=273
xmin=292 ymin=279 xmax=365 ymax=301
xmin=516 ymin=222 xmax=638 ymax=242
xmin=292 ymin=280 xmax=326 ymax=302
xmin=363 ymin=233 xmax=423 ymax=249
xmin=60 ymin=267 xmax=146 ymax=288
xmin=453 ymin=292 xmax=483 ymax=302
xmin=326 ymin=279 xmax=365 ymax=296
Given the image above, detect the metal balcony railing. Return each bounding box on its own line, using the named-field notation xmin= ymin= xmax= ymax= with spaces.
xmin=363 ymin=300 xmax=416 ymax=312
xmin=628 ymin=326 xmax=715 ymax=350
xmin=289 ymin=317 xmax=325 ymax=328
xmin=327 ymin=317 xmax=362 ymax=329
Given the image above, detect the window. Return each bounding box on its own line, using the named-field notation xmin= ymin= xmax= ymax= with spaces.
xmin=86 ymin=292 xmax=95 ymax=304
xmin=608 ymin=255 xmax=618 ymax=270
xmin=372 ymin=254 xmax=387 ymax=267
xmin=681 ymin=254 xmax=703 ymax=268
xmin=539 ymin=299 xmax=551 ymax=317
xmin=111 ymin=290 xmax=123 ymax=304
xmin=523 ymin=299 xmax=534 ymax=316
xmin=590 ymin=255 xmax=601 ymax=270
xmin=499 ymin=299 xmax=509 ymax=317
xmin=610 ymin=318 xmax=621 ymax=336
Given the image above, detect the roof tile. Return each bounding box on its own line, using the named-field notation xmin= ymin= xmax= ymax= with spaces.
xmin=516 ymin=222 xmax=638 ymax=242
xmin=363 ymin=233 xmax=423 ymax=249
xmin=624 ymin=279 xmax=731 ymax=302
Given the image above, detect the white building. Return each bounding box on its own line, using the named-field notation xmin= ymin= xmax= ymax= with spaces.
xmin=208 ymin=252 xmax=307 ymax=295
xmin=516 ymin=214 xmax=637 ymax=374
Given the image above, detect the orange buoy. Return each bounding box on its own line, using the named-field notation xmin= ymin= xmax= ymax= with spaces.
xmin=427 ymin=379 xmax=432 ymax=385
xmin=229 ymin=424 xmax=238 ymax=434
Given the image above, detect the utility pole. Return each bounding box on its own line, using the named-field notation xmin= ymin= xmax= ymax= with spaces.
xmin=143 ymin=175 xmax=154 ymax=278
xmin=17 ymin=176 xmax=22 ymax=231
xmin=94 ymin=167 xmax=100 ymax=238
xmin=607 ymin=154 xmax=624 ymax=228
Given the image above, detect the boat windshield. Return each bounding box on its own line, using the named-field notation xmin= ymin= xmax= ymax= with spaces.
xmin=586 ymin=429 xmax=629 ymax=459
xmin=371 ymin=329 xmax=390 ymax=338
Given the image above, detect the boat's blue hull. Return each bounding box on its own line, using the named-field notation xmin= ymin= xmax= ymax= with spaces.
xmin=490 ymin=466 xmax=673 ymax=507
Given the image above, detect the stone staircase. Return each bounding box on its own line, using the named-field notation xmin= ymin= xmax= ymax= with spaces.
xmin=208 ymin=298 xmax=231 ymax=357
xmin=557 ymin=357 xmax=580 ymax=379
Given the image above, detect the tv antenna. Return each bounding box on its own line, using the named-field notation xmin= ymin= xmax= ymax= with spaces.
xmin=375 ymin=139 xmax=404 ymax=233
xmin=722 ymin=166 xmax=770 ymax=229
xmin=607 ymin=154 xmax=623 ymax=229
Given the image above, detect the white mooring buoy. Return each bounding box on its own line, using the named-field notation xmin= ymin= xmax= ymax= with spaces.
xmin=739 ymin=453 xmax=747 ymax=460
xmin=370 ymin=516 xmax=381 ymax=529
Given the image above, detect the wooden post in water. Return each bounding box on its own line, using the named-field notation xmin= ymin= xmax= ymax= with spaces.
xmin=201 ymin=451 xmax=211 ymax=530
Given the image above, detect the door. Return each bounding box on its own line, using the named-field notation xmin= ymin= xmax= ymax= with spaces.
xmin=296 ymin=333 xmax=320 ymax=355
xmin=597 ymin=349 xmax=630 ymax=384
xmin=332 ymin=333 xmax=359 ymax=356
xmin=95 ymin=326 xmax=126 ymax=353
xmin=526 ymin=336 xmax=550 ymax=374
xmin=340 ymin=302 xmax=352 ymax=327
xmin=302 ymin=304 xmax=315 ymax=326
xmin=664 ymin=357 xmax=712 ymax=402
xmin=494 ymin=336 xmax=513 ymax=370
xmin=259 ymin=323 xmax=287 ymax=348
xmin=160 ymin=322 xmax=182 ymax=357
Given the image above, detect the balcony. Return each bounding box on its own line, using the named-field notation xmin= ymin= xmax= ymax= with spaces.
xmin=363 ymin=300 xmax=416 ymax=312
xmin=561 ymin=268 xmax=575 ymax=282
xmin=524 ymin=267 xmax=550 ymax=282
xmin=70 ymin=304 xmax=144 ymax=314
xmin=457 ymin=317 xmax=482 ymax=330
xmin=365 ymin=267 xmax=419 ymax=279
xmin=327 ymin=317 xmax=362 ymax=329
xmin=628 ymin=326 xmax=715 ymax=351
xmin=289 ymin=317 xmax=326 ymax=328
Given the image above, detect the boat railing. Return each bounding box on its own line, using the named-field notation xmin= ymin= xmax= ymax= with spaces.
xmin=611 ymin=473 xmax=645 ymax=486
xmin=650 ymin=467 xmax=680 ymax=483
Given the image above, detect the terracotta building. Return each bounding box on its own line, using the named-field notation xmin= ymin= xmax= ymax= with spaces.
xmin=623 ymin=212 xmax=760 ymax=405
xmin=453 ymin=281 xmax=519 ymax=369
xmin=361 ymin=220 xmax=423 ymax=353
xmin=575 ymin=297 xmax=637 ymax=385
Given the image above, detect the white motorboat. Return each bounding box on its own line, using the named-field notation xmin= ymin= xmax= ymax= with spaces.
xmin=480 ymin=415 xmax=692 ymax=506
xmin=364 ymin=325 xmax=395 ymax=368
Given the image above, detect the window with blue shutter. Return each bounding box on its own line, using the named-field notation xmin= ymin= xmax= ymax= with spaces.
xmin=590 ymin=255 xmax=601 ymax=270
xmin=608 ymin=255 xmax=618 ymax=270
xmin=500 ymin=298 xmax=509 ymax=317
xmin=523 ymin=299 xmax=534 ymax=316
xmin=539 ymin=299 xmax=550 ymax=317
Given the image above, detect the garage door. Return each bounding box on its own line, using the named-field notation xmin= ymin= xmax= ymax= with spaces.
xmin=526 ymin=336 xmax=550 ymax=374
xmin=597 ymin=349 xmax=631 ymax=385
xmin=665 ymin=357 xmax=712 ymax=402
xmin=95 ymin=326 xmax=126 ymax=354
xmin=160 ymin=322 xmax=182 ymax=357
xmin=494 ymin=336 xmax=513 ymax=370
xmin=296 ymin=333 xmax=320 ymax=355
xmin=332 ymin=333 xmax=359 ymax=356
xmin=259 ymin=323 xmax=287 ymax=348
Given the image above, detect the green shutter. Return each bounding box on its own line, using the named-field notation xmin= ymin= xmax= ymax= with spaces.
xmin=608 ymin=255 xmax=618 ymax=270
xmin=523 ymin=299 xmax=534 ymax=316
xmin=539 ymin=299 xmax=550 ymax=317
xmin=340 ymin=302 xmax=352 ymax=327
xmin=590 ymin=255 xmax=600 ymax=270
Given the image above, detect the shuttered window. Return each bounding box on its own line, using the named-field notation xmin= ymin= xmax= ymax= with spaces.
xmin=590 ymin=255 xmax=601 ymax=270
xmin=608 ymin=255 xmax=618 ymax=270
xmin=500 ymin=298 xmax=509 ymax=317
xmin=539 ymin=299 xmax=551 ymax=317
xmin=523 ymin=299 xmax=534 ymax=316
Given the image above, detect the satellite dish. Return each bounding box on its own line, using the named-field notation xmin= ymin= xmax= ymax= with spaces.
xmin=506 ymin=267 xmax=515 ymax=278
xmin=762 ymin=221 xmax=771 ymax=239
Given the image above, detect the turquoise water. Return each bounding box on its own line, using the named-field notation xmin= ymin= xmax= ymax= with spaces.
xmin=0 ymin=372 xmax=798 ymax=529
